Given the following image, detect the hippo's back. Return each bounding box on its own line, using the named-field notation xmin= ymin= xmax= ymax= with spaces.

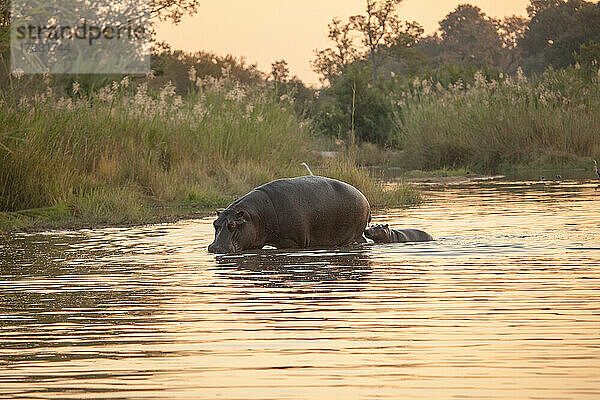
xmin=257 ymin=176 xmax=370 ymax=248
xmin=397 ymin=228 xmax=433 ymax=242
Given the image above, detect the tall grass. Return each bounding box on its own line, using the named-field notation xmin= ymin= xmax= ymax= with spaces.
xmin=0 ymin=73 xmax=419 ymax=229
xmin=319 ymin=155 xmax=421 ymax=207
xmin=391 ymin=68 xmax=600 ymax=171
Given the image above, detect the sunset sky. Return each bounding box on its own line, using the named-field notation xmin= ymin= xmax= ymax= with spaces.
xmin=157 ymin=0 xmax=530 ymax=85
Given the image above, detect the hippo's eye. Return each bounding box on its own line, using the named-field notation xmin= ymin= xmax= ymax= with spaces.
xmin=227 ymin=222 xmax=236 ymax=232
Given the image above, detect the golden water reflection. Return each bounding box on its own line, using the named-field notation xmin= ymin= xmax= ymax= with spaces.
xmin=1 ymin=181 xmax=599 ymax=399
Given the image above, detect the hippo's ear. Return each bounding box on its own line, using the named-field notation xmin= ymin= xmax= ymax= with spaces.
xmin=235 ymin=210 xmax=248 ymax=222
xmin=384 ymin=224 xmax=389 ymax=228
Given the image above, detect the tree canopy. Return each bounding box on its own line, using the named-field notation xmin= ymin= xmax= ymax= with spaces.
xmin=520 ymin=0 xmax=600 ymax=73
xmin=312 ymin=0 xmax=425 ymax=85
xmin=438 ymin=4 xmax=503 ymax=67
xmin=314 ymin=0 xmax=600 ymax=83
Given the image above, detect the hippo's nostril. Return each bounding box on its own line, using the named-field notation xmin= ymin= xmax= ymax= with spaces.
xmin=208 ymin=243 xmax=218 ymax=253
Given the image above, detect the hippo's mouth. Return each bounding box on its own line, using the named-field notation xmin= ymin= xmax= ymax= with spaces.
xmin=208 ymin=242 xmax=238 ymax=254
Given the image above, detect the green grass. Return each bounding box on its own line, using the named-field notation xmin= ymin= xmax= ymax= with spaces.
xmin=0 ymin=76 xmax=420 ymax=232
xmin=0 ymin=204 xmax=71 ymax=231
xmin=392 ymin=68 xmax=600 ymax=172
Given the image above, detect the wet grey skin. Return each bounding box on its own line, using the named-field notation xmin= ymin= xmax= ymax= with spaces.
xmin=208 ymin=176 xmax=371 ymax=254
xmin=364 ymin=224 xmax=433 ymax=243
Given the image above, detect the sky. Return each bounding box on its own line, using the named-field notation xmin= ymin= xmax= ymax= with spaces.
xmin=157 ymin=0 xmax=530 ymax=86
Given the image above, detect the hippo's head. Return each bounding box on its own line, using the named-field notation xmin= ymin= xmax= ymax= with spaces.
xmin=364 ymin=224 xmax=391 ymax=242
xmin=208 ymin=209 xmax=261 ymax=254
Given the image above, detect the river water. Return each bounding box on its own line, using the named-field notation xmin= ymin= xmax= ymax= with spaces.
xmin=1 ymin=180 xmax=599 ymax=399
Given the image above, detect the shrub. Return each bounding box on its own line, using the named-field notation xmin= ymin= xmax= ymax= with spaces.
xmin=314 ymin=64 xmax=395 ymax=146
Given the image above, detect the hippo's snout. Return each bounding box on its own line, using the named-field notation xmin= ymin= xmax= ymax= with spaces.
xmin=208 ymin=242 xmax=220 ymax=253
xmin=208 ymin=242 xmax=234 ymax=254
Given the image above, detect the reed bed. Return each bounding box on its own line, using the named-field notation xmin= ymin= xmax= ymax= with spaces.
xmin=0 ymin=74 xmax=419 ymax=230
xmin=392 ymin=68 xmax=600 ymax=171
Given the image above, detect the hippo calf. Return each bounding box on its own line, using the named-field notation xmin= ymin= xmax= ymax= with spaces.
xmin=365 ymin=224 xmax=433 ymax=243
xmin=208 ymin=176 xmax=371 ymax=253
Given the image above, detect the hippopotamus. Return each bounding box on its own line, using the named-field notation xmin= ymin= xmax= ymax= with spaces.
xmin=208 ymin=176 xmax=371 ymax=253
xmin=364 ymin=224 xmax=433 ymax=243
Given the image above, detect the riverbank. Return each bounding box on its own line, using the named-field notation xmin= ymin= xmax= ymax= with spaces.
xmin=0 ymin=78 xmax=420 ymax=233
xmin=0 ymin=176 xmax=421 ymax=234
xmin=0 ymin=203 xmax=214 ymax=233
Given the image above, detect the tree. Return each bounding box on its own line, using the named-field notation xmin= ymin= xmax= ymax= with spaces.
xmin=0 ymin=0 xmax=200 ymax=26
xmin=574 ymin=41 xmax=600 ymax=76
xmin=0 ymin=0 xmax=200 ymax=55
xmin=387 ymin=20 xmax=424 ymax=51
xmin=437 ymin=4 xmax=504 ymax=67
xmin=0 ymin=0 xmax=202 ymax=89
xmin=270 ymin=59 xmax=290 ymax=82
xmin=0 ymin=0 xmax=8 ymax=28
xmin=350 ymin=0 xmax=404 ymax=85
xmin=497 ymin=15 xmax=528 ymax=71
xmin=0 ymin=0 xmax=8 ymax=53
xmin=381 ymin=20 xmax=426 ymax=75
xmin=312 ymin=1 xmax=425 ymax=85
xmin=520 ymin=0 xmax=600 ymax=73
xmin=149 ymin=0 xmax=200 ymax=23
xmin=314 ymin=63 xmax=395 ymax=145
xmin=415 ymin=33 xmax=444 ymax=67
xmin=311 ymin=18 xmax=358 ymax=84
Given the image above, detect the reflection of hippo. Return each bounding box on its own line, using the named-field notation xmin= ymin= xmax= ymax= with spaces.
xmin=214 ymin=249 xmax=373 ymax=286
xmin=208 ymin=176 xmax=371 ymax=254
xmin=365 ymin=224 xmax=433 ymax=243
